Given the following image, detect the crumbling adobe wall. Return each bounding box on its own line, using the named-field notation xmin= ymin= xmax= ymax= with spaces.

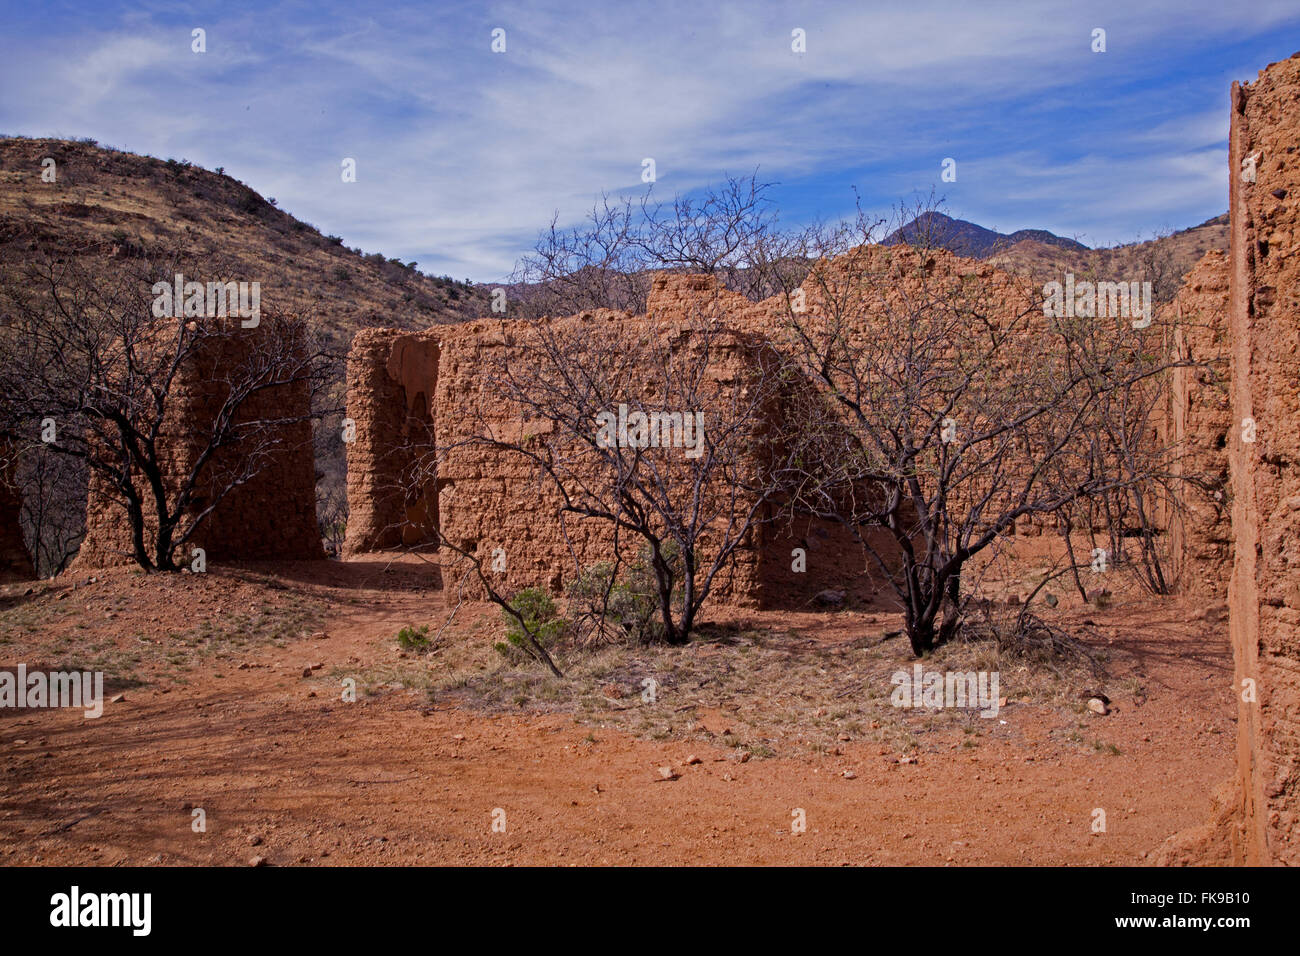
xmin=1165 ymin=251 xmax=1232 ymax=600
xmin=345 ymin=244 xmax=1242 ymax=616
xmin=342 ymin=328 xmax=439 ymax=554
xmin=343 ymin=284 xmax=879 ymax=607
xmin=642 ymin=273 xmax=901 ymax=606
xmin=1221 ymin=52 xmax=1300 ymax=865
xmin=750 ymin=244 xmax=1108 ymax=540
xmin=432 ymin=311 xmax=774 ymax=605
xmin=76 ymin=318 xmax=323 ymax=567
xmin=0 ymin=440 xmax=35 ymax=581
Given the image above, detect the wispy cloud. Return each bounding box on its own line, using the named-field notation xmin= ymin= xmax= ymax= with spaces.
xmin=1 ymin=0 xmax=1296 ymax=280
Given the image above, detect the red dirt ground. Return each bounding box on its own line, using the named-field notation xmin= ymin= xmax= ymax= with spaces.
xmin=0 ymin=555 xmax=1234 ymax=866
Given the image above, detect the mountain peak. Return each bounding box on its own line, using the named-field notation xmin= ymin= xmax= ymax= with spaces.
xmin=883 ymin=211 xmax=1089 ymax=258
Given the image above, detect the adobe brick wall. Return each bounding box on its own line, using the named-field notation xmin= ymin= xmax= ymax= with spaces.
xmin=345 ymin=244 xmax=1208 ymax=608
xmin=432 ymin=311 xmax=775 ymax=606
xmin=344 ymin=292 xmax=881 ymax=606
xmin=0 ymin=440 xmax=35 ymax=581
xmin=1222 ymin=52 xmax=1300 ymax=865
xmin=76 ymin=318 xmax=323 ymax=567
xmin=341 ymin=327 xmax=438 ymax=554
xmin=759 ymin=243 xmax=1164 ymax=540
xmin=1166 ymin=251 xmax=1232 ymax=600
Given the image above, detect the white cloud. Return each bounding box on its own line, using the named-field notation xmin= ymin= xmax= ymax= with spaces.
xmin=0 ymin=0 xmax=1295 ymax=278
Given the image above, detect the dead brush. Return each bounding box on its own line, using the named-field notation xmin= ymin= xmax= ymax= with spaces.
xmin=958 ymin=600 xmax=1107 ymax=682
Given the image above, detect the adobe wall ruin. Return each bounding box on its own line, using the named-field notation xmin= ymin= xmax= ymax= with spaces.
xmin=344 ymin=243 xmax=1228 ymax=609
xmin=76 ymin=319 xmax=323 ymax=567
xmin=344 ymin=276 xmax=897 ymax=608
xmin=1222 ymin=52 xmax=1300 ymax=865
xmin=1165 ymin=251 xmax=1232 ymax=600
xmin=438 ymin=311 xmax=762 ymax=604
xmin=341 ymin=327 xmax=439 ymax=554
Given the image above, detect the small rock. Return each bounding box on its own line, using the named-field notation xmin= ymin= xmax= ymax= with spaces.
xmin=898 ymin=755 xmax=917 ymax=765
xmin=1043 ymin=593 xmax=1058 ymax=608
xmin=838 ymin=733 xmax=851 ymax=741
xmin=842 ymin=770 xmax=857 ymax=779
xmin=249 ymin=855 xmax=267 ymax=867
xmin=248 ymin=835 xmax=263 ymax=847
xmin=736 ymin=751 xmax=751 ymax=763
xmin=1271 ymin=188 xmax=1287 ymax=199
xmin=301 ymin=667 xmax=313 ymax=678
xmin=311 ymin=631 xmax=327 ymax=641
xmin=1005 ymin=593 xmax=1020 ymax=606
xmin=657 ymin=766 xmax=677 ymax=780
xmin=452 ymin=734 xmax=465 ymax=741
xmin=237 ymin=662 xmax=250 ymax=670
xmin=1088 ymin=697 xmax=1110 ymax=716
xmin=683 ymin=754 xmax=702 ymax=765
xmin=814 ymin=588 xmax=845 ymax=608
xmin=110 ymin=694 xmax=125 ymax=704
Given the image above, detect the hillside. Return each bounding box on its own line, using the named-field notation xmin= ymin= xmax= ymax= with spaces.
xmin=0 ymin=137 xmax=490 ymax=344
xmin=986 ymin=214 xmax=1230 ymax=302
xmin=0 ymin=137 xmax=493 ymax=559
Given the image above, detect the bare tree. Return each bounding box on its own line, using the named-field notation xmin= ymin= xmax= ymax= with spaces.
xmin=0 ymin=243 xmax=334 ymax=572
xmin=432 ymin=303 xmax=794 ymax=647
xmin=775 ymin=210 xmax=1188 ymax=655
xmin=16 ymin=442 xmax=86 ymax=577
xmin=509 ymin=171 xmax=808 ymax=318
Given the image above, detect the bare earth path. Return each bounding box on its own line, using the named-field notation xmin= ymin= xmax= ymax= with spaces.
xmin=0 ymin=557 xmax=1234 ymax=866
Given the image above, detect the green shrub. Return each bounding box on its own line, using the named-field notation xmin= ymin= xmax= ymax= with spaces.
xmin=396 ymin=624 xmax=432 ymax=653
xmin=566 ymin=542 xmax=685 ymax=646
xmin=494 ymin=587 xmax=565 ymax=662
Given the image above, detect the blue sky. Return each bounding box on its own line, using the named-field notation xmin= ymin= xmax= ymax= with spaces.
xmin=2 ymin=1 xmax=1298 ymax=282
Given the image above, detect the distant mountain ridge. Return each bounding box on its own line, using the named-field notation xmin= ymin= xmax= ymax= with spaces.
xmin=883 ymin=210 xmax=1229 ymax=303
xmin=883 ymin=211 xmax=1089 ymax=258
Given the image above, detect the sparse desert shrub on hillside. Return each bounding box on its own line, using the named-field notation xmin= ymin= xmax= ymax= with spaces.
xmin=235 ymin=191 xmax=263 ymax=215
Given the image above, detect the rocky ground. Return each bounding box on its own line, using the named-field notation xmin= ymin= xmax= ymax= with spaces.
xmin=0 ymin=553 xmax=1234 ymax=865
